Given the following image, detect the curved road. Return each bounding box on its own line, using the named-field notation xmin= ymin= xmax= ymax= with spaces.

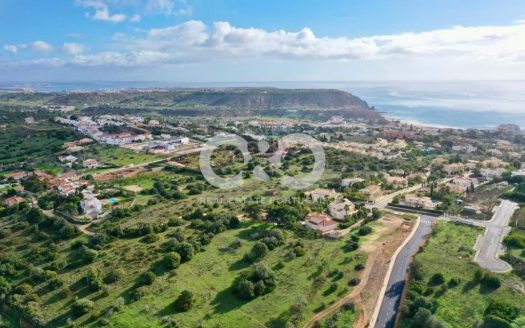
xmin=374 ymin=214 xmax=434 ymax=328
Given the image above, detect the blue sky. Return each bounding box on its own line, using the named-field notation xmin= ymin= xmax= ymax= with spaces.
xmin=1 ymin=0 xmax=525 ymax=81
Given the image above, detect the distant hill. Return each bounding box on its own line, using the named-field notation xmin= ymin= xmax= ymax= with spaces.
xmin=0 ymin=88 xmax=385 ymax=122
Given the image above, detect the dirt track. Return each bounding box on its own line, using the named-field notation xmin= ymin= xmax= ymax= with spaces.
xmin=304 ymin=215 xmax=415 ymax=328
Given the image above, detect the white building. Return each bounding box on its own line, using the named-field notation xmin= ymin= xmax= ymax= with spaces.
xmin=341 ymin=178 xmax=364 ymax=188
xmin=80 ymin=191 xmax=103 ymax=219
xmin=306 ymin=188 xmax=340 ymax=202
xmin=328 ymin=199 xmax=356 ymax=220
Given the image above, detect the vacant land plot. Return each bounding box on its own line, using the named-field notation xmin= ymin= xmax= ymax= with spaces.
xmin=400 ymin=222 xmax=525 ymax=328
xmin=93 ymin=146 xmax=164 ymax=167
xmin=464 ymin=182 xmax=513 ymax=219
xmin=106 ymin=223 xmax=367 ymax=328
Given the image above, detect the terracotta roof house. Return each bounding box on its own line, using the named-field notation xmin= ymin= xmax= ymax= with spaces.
xmin=4 ymin=196 xmax=25 ymax=207
xmin=83 ymin=159 xmax=100 ymax=169
xmin=60 ymin=172 xmax=79 ymax=181
xmin=305 ymin=213 xmax=337 ymax=232
xmin=4 ymin=171 xmax=28 ymax=181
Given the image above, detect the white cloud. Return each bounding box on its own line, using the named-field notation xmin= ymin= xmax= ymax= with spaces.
xmin=63 ymin=43 xmax=87 ymax=55
xmin=3 ymin=41 xmax=53 ymax=54
xmin=3 ymin=44 xmax=18 ymax=54
xmin=145 ymin=0 xmax=191 ymax=16
xmin=29 ymin=41 xmax=54 ymax=52
xmin=76 ymin=0 xmax=127 ymax=23
xmin=4 ymin=20 xmax=525 ymax=76
xmin=92 ymin=8 xmax=127 ymax=23
xmin=130 ymin=14 xmax=141 ymax=22
xmin=108 ymin=20 xmax=525 ymax=64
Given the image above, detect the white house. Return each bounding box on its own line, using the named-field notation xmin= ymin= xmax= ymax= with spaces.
xmin=306 ymin=188 xmax=340 ymax=202
xmin=80 ymin=191 xmax=103 ymax=219
xmin=328 ymin=199 xmax=357 ymax=220
xmin=341 ymin=178 xmax=364 ymax=188
xmin=404 ymin=194 xmax=436 ymax=210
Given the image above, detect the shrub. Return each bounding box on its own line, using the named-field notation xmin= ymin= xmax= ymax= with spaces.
xmin=481 ymin=273 xmax=501 ymax=289
xmin=245 ymin=242 xmax=269 ymax=262
xmin=140 ymin=271 xmax=156 ymax=286
xmin=72 ymin=298 xmax=94 ymax=317
xmin=348 ymin=278 xmax=361 ymax=286
xmin=484 ymin=300 xmax=519 ymax=323
xmin=448 ymin=278 xmax=460 ymax=287
xmin=130 ymin=286 xmax=149 ymax=301
xmin=174 ymin=290 xmax=194 ymax=312
xmin=142 ymin=233 xmax=159 ymax=244
xmin=345 ymin=241 xmax=359 ymax=252
xmin=429 ymin=273 xmax=445 ymax=286
xmin=104 ymin=269 xmax=125 ymax=284
xmin=354 ymin=263 xmax=365 ymax=271
xmin=358 ymin=225 xmax=372 ymax=236
xmin=293 ymin=246 xmax=305 ymax=257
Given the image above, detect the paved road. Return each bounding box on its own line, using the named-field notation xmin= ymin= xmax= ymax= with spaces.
xmin=374 ymin=215 xmax=435 ymax=328
xmin=474 ymin=199 xmax=518 ymax=272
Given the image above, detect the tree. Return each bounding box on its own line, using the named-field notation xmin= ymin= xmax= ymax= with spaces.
xmin=163 ymin=252 xmax=181 ymax=270
xmin=0 ymin=276 xmax=11 ymax=297
xmin=372 ymin=208 xmax=382 ymax=220
xmin=80 ymin=246 xmax=98 ymax=264
xmin=412 ymin=307 xmax=445 ymax=328
xmin=233 ymin=278 xmax=255 ymax=300
xmin=177 ymin=242 xmax=194 ymax=262
xmin=244 ymin=202 xmax=263 ymax=220
xmin=85 ymin=267 xmax=104 ymax=291
xmin=21 ymin=176 xmax=45 ymax=193
xmin=174 ymin=290 xmax=194 ymax=312
xmin=246 ymin=242 xmax=269 ymax=262
xmin=233 ymin=263 xmax=276 ymax=300
xmin=413 ymin=307 xmax=432 ymax=327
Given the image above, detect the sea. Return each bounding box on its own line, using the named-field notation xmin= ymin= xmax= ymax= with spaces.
xmin=2 ymin=80 xmax=525 ymax=130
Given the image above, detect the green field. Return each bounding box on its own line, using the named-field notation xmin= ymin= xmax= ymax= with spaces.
xmin=0 ymin=125 xmax=76 ymax=166
xmin=91 ymin=147 xmax=164 ymax=167
xmin=400 ymin=222 xmax=525 ymax=328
